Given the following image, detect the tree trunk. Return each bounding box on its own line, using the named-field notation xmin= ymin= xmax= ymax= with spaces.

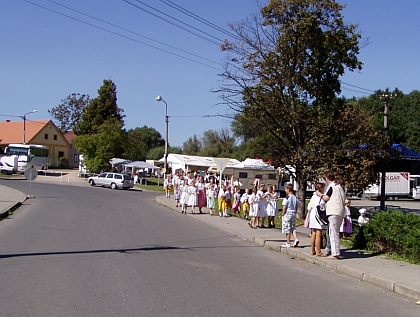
xmin=296 ymin=178 xmax=307 ymax=220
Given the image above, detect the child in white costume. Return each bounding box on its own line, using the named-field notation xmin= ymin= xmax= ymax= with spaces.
xmin=180 ymin=179 xmax=189 ymax=214
xmin=217 ymin=185 xmax=226 ymax=217
xmin=187 ymin=180 xmax=198 ymax=214
xmin=223 ymin=186 xmax=232 ymax=217
xmin=263 ymin=185 xmax=278 ymax=228
xmin=206 ymin=184 xmax=216 ymax=215
xmin=164 ymin=175 xmax=172 ymax=198
xmin=358 ymin=208 xmax=369 ymax=226
xmin=248 ymin=188 xmax=258 ymax=228
xmin=232 ymin=188 xmax=241 ymax=217
xmin=241 ymin=188 xmax=250 ymax=220
xmin=256 ymin=184 xmax=266 ymax=227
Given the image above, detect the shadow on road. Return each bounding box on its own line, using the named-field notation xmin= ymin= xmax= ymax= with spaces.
xmin=0 ymin=245 xmax=188 ymax=259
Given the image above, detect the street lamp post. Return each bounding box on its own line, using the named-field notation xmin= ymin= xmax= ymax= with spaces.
xmin=156 ymin=96 xmax=169 ymax=174
xmin=21 ymin=110 xmax=37 ymax=144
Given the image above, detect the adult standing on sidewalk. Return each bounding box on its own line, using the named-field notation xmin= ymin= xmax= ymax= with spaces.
xmin=308 ymin=182 xmax=327 ymax=256
xmin=317 ymin=172 xmax=346 ymax=260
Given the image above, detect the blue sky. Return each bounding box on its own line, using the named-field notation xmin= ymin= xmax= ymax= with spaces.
xmin=1 ymin=0 xmax=419 ymax=147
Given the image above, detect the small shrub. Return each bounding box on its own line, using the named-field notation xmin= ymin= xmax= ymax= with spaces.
xmin=355 ymin=211 xmax=420 ymax=264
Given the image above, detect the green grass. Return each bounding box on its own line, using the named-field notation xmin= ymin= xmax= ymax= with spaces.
xmin=134 ymin=176 xmax=165 ymax=192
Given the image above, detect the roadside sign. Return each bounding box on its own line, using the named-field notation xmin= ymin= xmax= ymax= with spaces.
xmin=24 ymin=168 xmax=38 ymax=181
xmin=213 ymin=158 xmax=230 ymax=174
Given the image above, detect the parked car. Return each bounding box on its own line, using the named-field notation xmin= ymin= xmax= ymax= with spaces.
xmin=88 ymin=172 xmax=134 ymax=189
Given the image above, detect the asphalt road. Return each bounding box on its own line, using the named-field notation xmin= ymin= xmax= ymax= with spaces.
xmin=0 ymin=180 xmax=419 ymax=317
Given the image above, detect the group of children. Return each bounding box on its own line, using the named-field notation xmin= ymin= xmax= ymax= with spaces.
xmin=166 ymin=172 xmax=297 ymax=228
xmin=164 ymin=172 xmax=302 ymax=248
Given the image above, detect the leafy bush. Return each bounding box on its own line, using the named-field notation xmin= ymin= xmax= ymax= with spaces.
xmin=351 ymin=211 xmax=420 ymax=264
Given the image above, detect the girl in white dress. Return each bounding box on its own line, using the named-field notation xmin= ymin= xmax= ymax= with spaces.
xmin=256 ymin=184 xmax=266 ymax=227
xmin=187 ymin=180 xmax=198 ymax=214
xmin=180 ymin=179 xmax=189 ymax=214
xmin=248 ymin=188 xmax=258 ymax=228
xmin=263 ymin=185 xmax=278 ymax=228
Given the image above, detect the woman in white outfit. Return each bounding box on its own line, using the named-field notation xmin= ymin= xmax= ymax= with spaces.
xmin=308 ymin=182 xmax=327 ymax=256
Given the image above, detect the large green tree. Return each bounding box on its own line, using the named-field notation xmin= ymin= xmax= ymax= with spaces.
xmin=74 ymin=79 xmax=124 ymax=136
xmin=218 ymin=0 xmax=382 ymax=218
xmin=147 ymin=145 xmax=182 ymax=160
xmin=75 ymin=120 xmax=125 ymax=172
xmin=199 ymin=128 xmax=236 ymax=158
xmin=74 ymin=80 xmax=125 ymax=172
xmin=182 ymin=134 xmax=202 ymax=155
xmin=48 ymin=93 xmax=91 ymax=133
xmin=357 ymin=88 xmax=420 ymax=153
xmin=123 ymin=129 xmax=149 ymax=161
xmin=129 ymin=126 xmax=165 ymax=149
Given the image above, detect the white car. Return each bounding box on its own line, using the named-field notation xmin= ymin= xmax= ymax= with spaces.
xmin=88 ymin=172 xmax=134 ymax=189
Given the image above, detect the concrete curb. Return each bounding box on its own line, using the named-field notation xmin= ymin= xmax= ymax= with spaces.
xmin=155 ymin=195 xmax=420 ymax=301
xmin=0 ymin=201 xmax=22 ymax=218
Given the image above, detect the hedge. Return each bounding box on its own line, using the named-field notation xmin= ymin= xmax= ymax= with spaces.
xmin=350 ymin=210 xmax=420 ymax=264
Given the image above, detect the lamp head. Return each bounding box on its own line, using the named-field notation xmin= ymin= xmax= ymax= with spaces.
xmin=156 ymin=96 xmax=162 ymax=102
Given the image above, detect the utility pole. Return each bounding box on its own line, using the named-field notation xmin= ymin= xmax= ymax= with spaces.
xmin=379 ymin=94 xmax=397 ymax=211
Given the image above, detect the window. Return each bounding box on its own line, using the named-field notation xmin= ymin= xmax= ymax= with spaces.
xmin=74 ymin=154 xmax=79 ymax=163
xmin=238 ymin=172 xmax=248 ymax=178
xmin=58 ymin=151 xmax=64 ymax=158
xmin=44 ymin=134 xmax=49 ymax=140
xmin=255 ymin=174 xmax=263 ymax=179
xmin=107 ymin=174 xmax=114 ymax=178
xmin=54 ymin=135 xmax=57 ymax=140
xmin=115 ymin=174 xmax=122 ymax=180
xmin=268 ymin=173 xmax=277 ymax=180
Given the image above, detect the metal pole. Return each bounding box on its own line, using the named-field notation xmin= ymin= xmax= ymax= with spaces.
xmin=379 ymin=94 xmax=397 ymax=211
xmin=23 ymin=115 xmax=26 ymax=144
xmin=22 ymin=110 xmax=37 ymax=144
xmin=156 ymin=96 xmax=169 ymax=175
xmin=165 ymin=102 xmax=169 ymax=175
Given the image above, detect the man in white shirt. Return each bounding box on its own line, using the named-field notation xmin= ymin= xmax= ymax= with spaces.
xmin=317 ymin=171 xmax=346 ymax=260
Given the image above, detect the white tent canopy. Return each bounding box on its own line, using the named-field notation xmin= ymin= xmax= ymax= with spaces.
xmin=123 ymin=161 xmax=160 ymax=170
xmin=160 ymin=153 xmax=241 ymax=173
xmin=232 ymin=158 xmax=274 ymax=169
xmin=110 ymin=158 xmax=131 ymax=166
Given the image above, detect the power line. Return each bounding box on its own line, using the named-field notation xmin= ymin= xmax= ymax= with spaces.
xmin=341 ymin=81 xmax=376 ymax=93
xmin=0 ymin=114 xmax=21 ymax=118
xmin=46 ymin=0 xmax=220 ymax=66
xmin=23 ymin=0 xmax=222 ymax=71
xmin=123 ymin=0 xmax=223 ymax=46
xmin=341 ymin=87 xmax=370 ymax=96
xmin=171 ymin=114 xmax=221 ymax=118
xmin=158 ymin=0 xmax=240 ymax=40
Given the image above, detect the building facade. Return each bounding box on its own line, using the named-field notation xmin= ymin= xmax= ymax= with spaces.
xmin=0 ymin=119 xmax=70 ymax=167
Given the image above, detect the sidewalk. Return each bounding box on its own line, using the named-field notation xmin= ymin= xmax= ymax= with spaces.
xmin=0 ymin=183 xmax=27 ymax=218
xmin=156 ymin=195 xmax=420 ymax=302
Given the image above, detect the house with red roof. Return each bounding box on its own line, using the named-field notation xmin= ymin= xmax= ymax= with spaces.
xmin=63 ymin=130 xmax=80 ymax=168
xmin=0 ymin=119 xmax=70 ymax=167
